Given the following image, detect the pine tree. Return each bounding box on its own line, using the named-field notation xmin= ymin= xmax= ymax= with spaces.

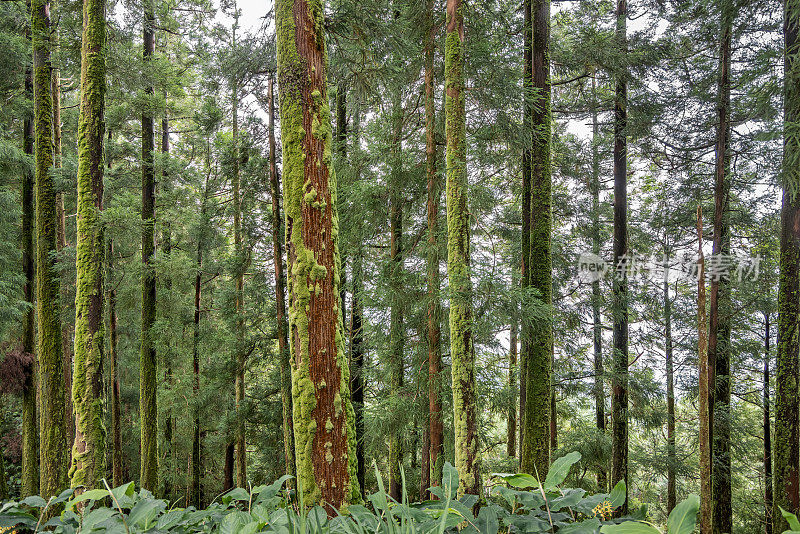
xmin=107 ymin=239 xmax=122 ymax=487
xmin=69 ymin=0 xmax=106 ymax=488
xmin=276 ymin=0 xmax=360 ymax=510
xmin=445 ymin=0 xmax=479 ymax=495
xmin=32 ymin=0 xmax=68 ymax=498
xmin=698 ymin=204 xmax=712 ymax=534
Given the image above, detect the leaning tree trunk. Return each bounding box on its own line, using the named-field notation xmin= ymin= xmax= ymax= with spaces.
xmin=33 ymin=0 xmax=68 ymax=498
xmin=445 ymin=0 xmax=480 ymax=495
xmin=610 ymin=0 xmax=629 ymax=514
xmin=710 ymin=8 xmax=733 ymax=532
xmin=276 ymin=0 xmax=361 ymax=511
xmin=765 ymin=312 xmax=773 ymax=534
xmin=20 ymin=45 xmax=38 ymax=498
xmin=775 ymin=0 xmax=800 ymax=531
xmin=268 ymin=76 xmax=295 ymax=480
xmin=139 ymin=0 xmax=158 ymax=492
xmin=698 ymin=205 xmax=713 ymax=534
xmin=70 ymin=0 xmax=107 ymax=489
xmin=424 ymin=0 xmax=444 ymax=492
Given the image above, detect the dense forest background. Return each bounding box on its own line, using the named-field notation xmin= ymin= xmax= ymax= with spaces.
xmin=0 ymin=0 xmax=791 ymax=531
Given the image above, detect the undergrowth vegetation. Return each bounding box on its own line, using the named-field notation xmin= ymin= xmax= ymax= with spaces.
xmin=0 ymin=453 xmax=702 ymax=533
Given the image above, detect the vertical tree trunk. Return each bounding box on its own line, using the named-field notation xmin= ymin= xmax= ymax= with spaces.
xmin=51 ymin=13 xmax=74 ymax=456
xmin=231 ymin=21 xmax=247 ymax=488
xmin=710 ymin=8 xmax=733 ymax=532
xmin=590 ymin=69 xmax=606 ymax=490
xmin=664 ymin=266 xmax=676 ymax=514
xmin=445 ymin=0 xmax=480 ymax=495
xmin=140 ymin=0 xmax=158 ymax=492
xmin=698 ymin=205 xmax=713 ymax=534
xmin=268 ymin=76 xmax=295 ymax=480
xmin=108 ymin=239 xmax=123 ymax=487
xmin=508 ymin=319 xmax=517 ymax=458
xmin=521 ymin=0 xmax=552 ymax=478
xmin=775 ymin=1 xmax=800 ymax=530
xmin=764 ymin=312 xmax=773 ymax=534
xmin=388 ymin=105 xmax=405 ymax=502
xmin=161 ymin=110 xmax=175 ymax=500
xmin=610 ymin=0 xmax=628 ymax=513
xmin=20 ymin=48 xmax=39 ymax=498
xmin=32 ymin=0 xmax=68 ymax=498
xmin=425 ymin=0 xmax=444 ymax=492
xmin=70 ymin=0 xmax=107 ymax=488
xmin=335 ymin=84 xmax=347 ymax=344
xmin=519 ymin=0 xmax=532 ymax=467
xmin=277 ymin=0 xmax=361 ymax=511
xmin=349 ymin=102 xmax=366 ymax=495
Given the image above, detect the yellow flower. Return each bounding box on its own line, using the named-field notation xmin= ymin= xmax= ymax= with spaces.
xmin=592 ymin=500 xmax=615 ymax=521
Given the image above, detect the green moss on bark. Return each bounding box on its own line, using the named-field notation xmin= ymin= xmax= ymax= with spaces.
xmin=69 ymin=0 xmax=107 ymax=490
xmin=445 ymin=0 xmax=480 ymax=496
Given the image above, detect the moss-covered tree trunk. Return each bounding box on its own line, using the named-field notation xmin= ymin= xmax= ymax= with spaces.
xmin=139 ymin=0 xmax=158 ymax=492
xmin=590 ymin=70 xmax=606 ymax=490
xmin=610 ymin=0 xmax=628 ymax=513
xmin=518 ymin=0 xmax=532 ymax=466
xmin=425 ymin=0 xmax=444 ymax=492
xmin=520 ymin=0 xmax=552 ymax=479
xmin=350 ymin=103 xmax=366 ymax=496
xmin=388 ymin=105 xmax=405 ymax=502
xmin=268 ymin=76 xmax=295 ymax=481
xmin=664 ymin=265 xmax=676 ymax=514
xmin=33 ymin=0 xmax=68 ymax=499
xmin=21 ymin=50 xmax=39 ymax=498
xmin=277 ymin=0 xmax=361 ymax=511
xmin=108 ymin=238 xmax=123 ymax=487
xmin=508 ymin=319 xmax=517 ymax=458
xmin=445 ymin=0 xmax=480 ymax=495
xmin=775 ymin=1 xmax=800 ymax=528
xmin=697 ymin=205 xmax=712 ymax=534
xmin=710 ymin=8 xmax=732 ymax=532
xmin=69 ymin=0 xmax=106 ymax=489
xmin=764 ymin=312 xmax=773 ymax=534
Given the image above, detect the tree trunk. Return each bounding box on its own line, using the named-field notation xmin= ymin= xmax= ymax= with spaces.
xmin=610 ymin=0 xmax=628 ymax=513
xmin=698 ymin=205 xmax=713 ymax=534
xmin=277 ymin=0 xmax=361 ymax=510
xmin=32 ymin=0 xmax=68 ymax=498
xmin=664 ymin=266 xmax=676 ymax=514
xmin=139 ymin=0 xmax=158 ymax=492
xmin=521 ymin=0 xmax=553 ymax=479
xmin=20 ymin=46 xmax=39 ymax=498
xmin=508 ymin=319 xmax=517 ymax=458
xmin=349 ymin=103 xmax=366 ymax=495
xmin=108 ymin=239 xmax=123 ymax=487
xmin=590 ymin=68 xmax=606 ymax=491
xmin=161 ymin=110 xmax=176 ymax=500
xmin=70 ymin=0 xmax=107 ymax=488
xmin=519 ymin=0 xmax=532 ymax=469
xmin=425 ymin=0 xmax=444 ymax=492
xmin=388 ymin=104 xmax=405 ymax=503
xmin=445 ymin=0 xmax=480 ymax=495
xmin=268 ymin=76 xmax=295 ymax=481
xmin=710 ymin=9 xmax=732 ymax=532
xmin=775 ymin=0 xmax=800 ymax=530
xmin=765 ymin=312 xmax=773 ymax=534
